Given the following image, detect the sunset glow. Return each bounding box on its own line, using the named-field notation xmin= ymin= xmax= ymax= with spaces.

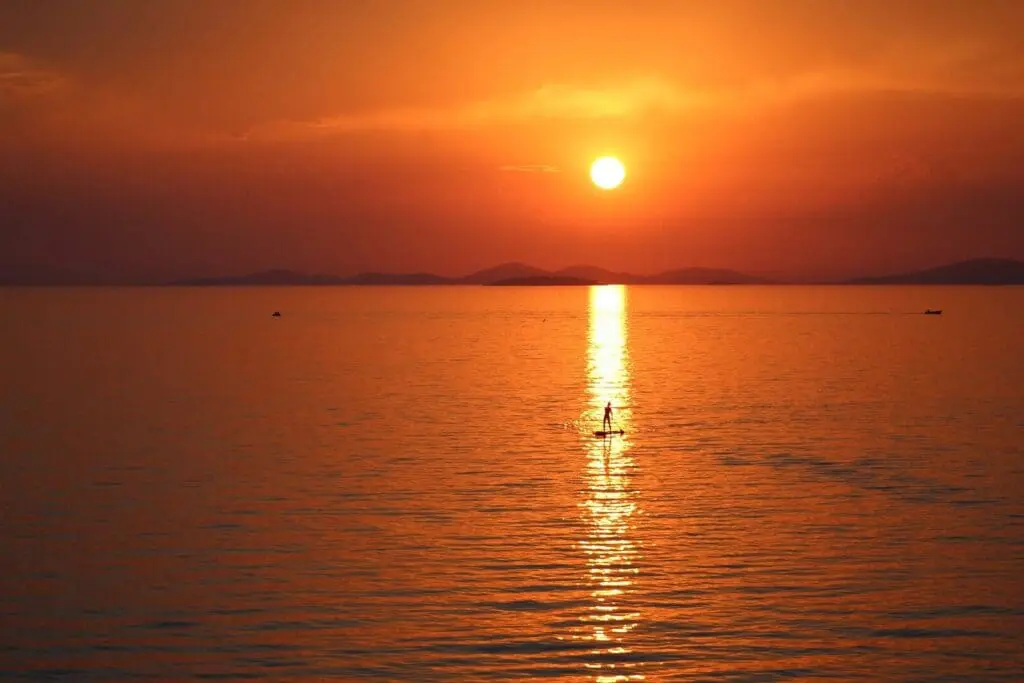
xmin=3 ymin=3 xmax=1023 ymax=674
xmin=1 ymin=3 xmax=1022 ymax=282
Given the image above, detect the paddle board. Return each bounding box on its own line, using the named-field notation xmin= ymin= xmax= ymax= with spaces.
xmin=593 ymin=430 xmax=624 ymax=437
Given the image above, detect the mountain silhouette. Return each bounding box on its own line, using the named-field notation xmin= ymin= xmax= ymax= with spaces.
xmin=170 ymin=263 xmax=772 ymax=286
xmin=55 ymin=257 xmax=1024 ymax=287
xmin=847 ymin=258 xmax=1024 ymax=285
xmin=487 ymin=275 xmax=597 ymax=286
xmin=642 ymin=267 xmax=771 ymax=285
xmin=341 ymin=272 xmax=451 ymax=285
xmin=458 ymin=262 xmax=552 ymax=284
xmin=170 ymin=269 xmax=345 ymax=286
xmin=555 ymin=265 xmax=639 ymax=283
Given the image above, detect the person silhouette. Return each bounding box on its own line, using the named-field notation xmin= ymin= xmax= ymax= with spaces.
xmin=603 ymin=401 xmax=613 ymax=432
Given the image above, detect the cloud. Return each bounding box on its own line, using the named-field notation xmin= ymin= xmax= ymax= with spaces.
xmin=499 ymin=164 xmax=560 ymax=173
xmin=239 ymin=57 xmax=1024 ymax=143
xmin=0 ymin=52 xmax=64 ymax=101
xmin=239 ymin=76 xmax=725 ymax=141
xmin=3 ymin=2 xmax=1021 ymax=149
xmin=0 ymin=51 xmax=229 ymax=150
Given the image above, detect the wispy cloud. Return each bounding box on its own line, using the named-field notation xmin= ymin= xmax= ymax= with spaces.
xmin=0 ymin=51 xmax=223 ymax=150
xmin=240 ymin=61 xmax=1023 ymax=143
xmin=499 ymin=164 xmax=560 ymax=173
xmin=241 ymin=76 xmax=705 ymax=140
xmin=0 ymin=52 xmax=64 ymax=100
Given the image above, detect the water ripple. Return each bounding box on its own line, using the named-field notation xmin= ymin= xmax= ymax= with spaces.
xmin=1 ymin=286 xmax=1022 ymax=680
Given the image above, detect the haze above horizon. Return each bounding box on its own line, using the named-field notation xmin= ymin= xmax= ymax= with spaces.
xmin=2 ymin=1 xmax=1023 ymax=282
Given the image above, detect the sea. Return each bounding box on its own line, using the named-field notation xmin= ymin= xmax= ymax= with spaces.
xmin=1 ymin=284 xmax=1022 ymax=682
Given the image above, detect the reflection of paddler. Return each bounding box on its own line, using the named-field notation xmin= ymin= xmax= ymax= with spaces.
xmin=602 ymin=402 xmax=613 ymax=431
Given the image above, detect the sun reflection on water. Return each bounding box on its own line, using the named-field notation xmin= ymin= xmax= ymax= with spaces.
xmin=578 ymin=285 xmax=644 ymax=681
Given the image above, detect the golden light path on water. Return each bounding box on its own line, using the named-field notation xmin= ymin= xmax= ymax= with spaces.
xmin=579 ymin=285 xmax=644 ymax=682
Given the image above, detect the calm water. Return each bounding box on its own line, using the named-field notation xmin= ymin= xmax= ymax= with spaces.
xmin=1 ymin=285 xmax=1023 ymax=681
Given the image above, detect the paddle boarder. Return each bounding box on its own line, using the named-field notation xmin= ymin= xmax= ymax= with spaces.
xmin=603 ymin=402 xmax=613 ymax=432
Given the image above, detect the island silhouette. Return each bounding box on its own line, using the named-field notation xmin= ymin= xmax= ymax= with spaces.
xmin=845 ymin=258 xmax=1024 ymax=285
xmin=163 ymin=258 xmax=1024 ymax=287
xmin=486 ymin=275 xmax=598 ymax=286
xmin=4 ymin=258 xmax=1024 ymax=286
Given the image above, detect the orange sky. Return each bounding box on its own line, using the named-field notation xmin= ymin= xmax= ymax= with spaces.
xmin=1 ymin=0 xmax=1022 ymax=282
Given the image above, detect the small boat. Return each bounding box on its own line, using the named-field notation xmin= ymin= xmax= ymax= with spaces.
xmin=924 ymin=309 xmax=942 ymax=315
xmin=271 ymin=311 xmax=282 ymax=317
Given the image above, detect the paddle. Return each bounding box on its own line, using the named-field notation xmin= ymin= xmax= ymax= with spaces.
xmin=593 ymin=405 xmax=624 ymax=437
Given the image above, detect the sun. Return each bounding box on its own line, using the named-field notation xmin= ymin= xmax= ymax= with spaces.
xmin=590 ymin=156 xmax=626 ymax=190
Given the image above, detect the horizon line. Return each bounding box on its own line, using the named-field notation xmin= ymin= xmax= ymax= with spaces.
xmin=3 ymin=256 xmax=1022 ymax=287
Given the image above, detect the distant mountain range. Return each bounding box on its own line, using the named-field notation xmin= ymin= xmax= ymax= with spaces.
xmin=168 ymin=262 xmax=774 ymax=286
xmin=4 ymin=258 xmax=1022 ymax=286
xmin=845 ymin=258 xmax=1024 ymax=285
xmin=486 ymin=275 xmax=597 ymax=286
xmin=166 ymin=258 xmax=1024 ymax=286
